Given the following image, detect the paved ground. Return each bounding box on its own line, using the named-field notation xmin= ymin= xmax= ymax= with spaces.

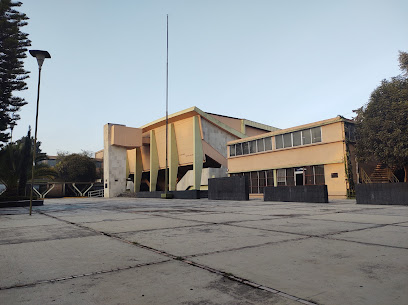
xmin=0 ymin=197 xmax=407 ymax=305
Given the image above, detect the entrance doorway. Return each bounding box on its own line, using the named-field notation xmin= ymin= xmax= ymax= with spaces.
xmin=295 ymin=168 xmax=304 ymax=186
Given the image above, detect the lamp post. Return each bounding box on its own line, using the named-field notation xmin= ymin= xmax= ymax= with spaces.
xmin=28 ymin=50 xmax=51 ymax=216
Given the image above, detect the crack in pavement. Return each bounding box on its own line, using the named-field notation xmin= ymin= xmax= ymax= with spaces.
xmin=31 ymin=209 xmax=320 ymax=304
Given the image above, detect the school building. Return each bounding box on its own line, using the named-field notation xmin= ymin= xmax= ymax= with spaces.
xmin=103 ymin=107 xmax=357 ymax=199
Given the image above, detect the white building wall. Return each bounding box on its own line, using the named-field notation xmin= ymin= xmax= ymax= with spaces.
xmin=104 ymin=124 xmax=127 ymax=197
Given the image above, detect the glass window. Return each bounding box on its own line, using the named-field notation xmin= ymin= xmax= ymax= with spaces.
xmin=264 ymin=137 xmax=272 ymax=151
xmin=314 ymin=165 xmax=325 ymax=184
xmin=257 ymin=138 xmax=265 ymax=152
xmin=305 ymin=166 xmax=314 ymax=185
xmin=275 ymin=135 xmax=283 ymax=149
xmin=250 ymin=171 xmax=259 ymax=193
xmin=230 ymin=145 xmax=236 ymax=157
xmin=302 ymin=129 xmax=311 ymax=145
xmin=249 ymin=140 xmax=257 ymax=154
xmin=277 ymin=169 xmax=286 ymax=186
xmin=236 ymin=143 xmax=243 ymax=156
xmin=286 ymin=168 xmax=295 ymax=186
xmin=266 ymin=170 xmax=274 ymax=186
xmin=311 ymin=127 xmax=321 ymax=143
xmin=259 ymin=171 xmax=266 ymax=194
xmin=292 ymin=131 xmax=301 ymax=146
xmin=242 ymin=142 xmax=249 ymax=155
xmin=283 ymin=133 xmax=292 ymax=148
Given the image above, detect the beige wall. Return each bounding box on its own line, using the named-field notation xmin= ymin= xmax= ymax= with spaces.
xmin=228 ymin=141 xmax=345 ymax=173
xmin=227 ymin=120 xmax=350 ymax=198
xmin=324 ymin=163 xmax=347 ymax=198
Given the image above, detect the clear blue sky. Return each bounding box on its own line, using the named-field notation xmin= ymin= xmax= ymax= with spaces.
xmin=13 ymin=0 xmax=408 ymax=156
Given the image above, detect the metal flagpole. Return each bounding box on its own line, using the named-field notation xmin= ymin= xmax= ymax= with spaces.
xmin=164 ymin=14 xmax=169 ymax=196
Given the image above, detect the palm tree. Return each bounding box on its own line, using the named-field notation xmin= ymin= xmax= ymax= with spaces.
xmin=0 ymin=128 xmax=56 ymax=197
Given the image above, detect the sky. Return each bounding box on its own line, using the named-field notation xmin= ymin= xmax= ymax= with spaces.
xmin=11 ymin=0 xmax=408 ymax=156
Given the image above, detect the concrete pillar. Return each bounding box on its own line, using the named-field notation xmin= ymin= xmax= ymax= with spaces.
xmin=169 ymin=123 xmax=179 ymax=191
xmin=193 ymin=116 xmax=203 ymax=190
xmin=273 ymin=169 xmax=278 ymax=187
xmin=133 ymin=147 xmax=143 ymax=192
xmin=104 ymin=124 xmax=127 ymax=197
xmin=149 ymin=130 xmax=159 ymax=192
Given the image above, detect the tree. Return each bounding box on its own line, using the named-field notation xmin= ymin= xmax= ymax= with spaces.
xmin=355 ymin=51 xmax=408 ymax=182
xmin=0 ymin=0 xmax=31 ymax=146
xmin=56 ymin=152 xmax=97 ymax=182
xmin=0 ymin=128 xmax=56 ymax=196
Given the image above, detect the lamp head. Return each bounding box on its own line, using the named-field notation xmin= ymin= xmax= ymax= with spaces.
xmin=29 ymin=50 xmax=51 ymax=68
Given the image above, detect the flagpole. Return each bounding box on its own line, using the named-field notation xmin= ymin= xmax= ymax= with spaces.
xmin=164 ymin=14 xmax=169 ymax=196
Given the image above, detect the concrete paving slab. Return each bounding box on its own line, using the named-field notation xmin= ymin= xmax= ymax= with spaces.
xmin=57 ymin=211 xmax=154 ymax=223
xmin=332 ymin=225 xmax=408 ymax=248
xmin=0 ymin=213 xmax=63 ymax=228
xmin=118 ymin=223 xmax=303 ymax=257
xmin=0 ymin=235 xmax=167 ymax=288
xmin=81 ymin=216 xmax=204 ymax=233
xmin=301 ymin=212 xmax=408 ymax=224
xmin=352 ymin=207 xmax=408 ymax=216
xmin=161 ymin=212 xmax=280 ymax=223
xmin=232 ymin=218 xmax=379 ymax=236
xmin=0 ymin=223 xmax=99 ymax=245
xmin=192 ymin=237 xmax=408 ymax=305
xmin=0 ymin=260 xmax=298 ymax=305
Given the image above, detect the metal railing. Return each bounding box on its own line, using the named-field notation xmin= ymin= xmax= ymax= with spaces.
xmin=386 ymin=168 xmax=399 ymax=183
xmin=360 ymin=168 xmax=372 ymax=183
xmin=88 ymin=189 xmax=104 ymax=197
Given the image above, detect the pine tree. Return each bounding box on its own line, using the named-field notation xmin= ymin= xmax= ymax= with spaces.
xmin=0 ymin=0 xmax=31 ymax=146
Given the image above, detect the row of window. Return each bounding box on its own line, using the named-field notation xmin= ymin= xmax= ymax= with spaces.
xmin=231 ymin=165 xmax=325 ymax=194
xmin=229 ymin=137 xmax=272 ymax=157
xmin=229 ymin=127 xmax=322 ymax=157
xmin=275 ymin=127 xmax=321 ymax=149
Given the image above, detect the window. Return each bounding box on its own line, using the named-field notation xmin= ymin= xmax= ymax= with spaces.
xmin=286 ymin=168 xmax=295 ymax=186
xmin=264 ymin=137 xmax=272 ymax=151
xmin=311 ymin=127 xmax=322 ymax=143
xmin=345 ymin=123 xmax=356 ymax=142
xmin=230 ymin=145 xmax=236 ymax=157
xmin=302 ymin=129 xmax=311 ymax=145
xmin=242 ymin=142 xmax=249 ymax=155
xmin=257 ymin=138 xmax=265 ymax=152
xmin=236 ymin=143 xmax=243 ymax=156
xmin=259 ymin=171 xmax=266 ymax=194
xmin=277 ymin=169 xmax=286 ymax=186
xmin=283 ymin=133 xmax=292 ymax=148
xmin=266 ymin=170 xmax=274 ymax=186
xmin=305 ymin=166 xmax=314 ymax=185
xmin=305 ymin=165 xmax=325 ymax=185
xmin=250 ymin=171 xmax=259 ymax=193
xmin=249 ymin=140 xmax=257 ymax=154
xmin=292 ymin=131 xmax=301 ymax=146
xmin=314 ymin=165 xmax=325 ymax=184
xmin=275 ymin=135 xmax=283 ymax=149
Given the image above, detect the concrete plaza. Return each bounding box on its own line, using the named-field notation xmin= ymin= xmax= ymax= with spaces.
xmin=0 ymin=197 xmax=407 ymax=305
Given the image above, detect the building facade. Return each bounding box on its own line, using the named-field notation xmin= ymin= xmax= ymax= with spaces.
xmin=103 ymin=107 xmax=277 ymax=197
xmin=227 ymin=117 xmax=357 ymax=199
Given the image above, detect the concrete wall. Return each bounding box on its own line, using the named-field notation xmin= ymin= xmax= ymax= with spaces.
xmin=104 ymin=124 xmax=128 ymax=198
xmin=264 ymin=185 xmax=328 ymax=203
xmin=208 ymin=176 xmax=249 ymax=201
xmin=201 ymin=119 xmax=236 ymax=158
xmin=356 ymin=183 xmax=408 ymax=205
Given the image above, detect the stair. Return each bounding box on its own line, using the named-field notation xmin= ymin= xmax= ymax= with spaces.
xmin=370 ymin=164 xmax=398 ymax=183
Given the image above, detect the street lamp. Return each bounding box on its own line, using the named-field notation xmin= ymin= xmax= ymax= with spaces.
xmin=28 ymin=50 xmax=51 ymax=216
